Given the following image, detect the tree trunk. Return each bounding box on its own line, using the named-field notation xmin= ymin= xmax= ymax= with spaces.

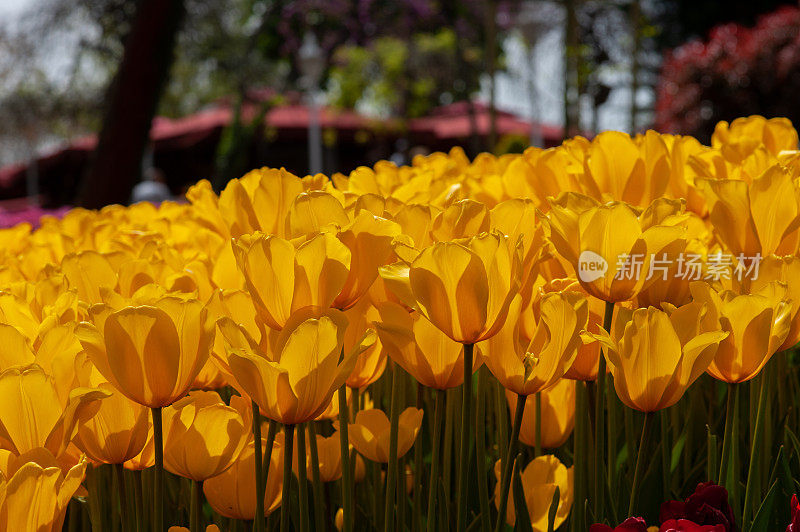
xmin=486 ymin=0 xmax=498 ymax=152
xmin=563 ymin=0 xmax=580 ymax=139
xmin=630 ymin=0 xmax=641 ymax=134
xmin=79 ymin=0 xmax=185 ymax=208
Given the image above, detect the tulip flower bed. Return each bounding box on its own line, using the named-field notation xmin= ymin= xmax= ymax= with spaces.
xmin=3 ymin=115 xmax=800 ymax=532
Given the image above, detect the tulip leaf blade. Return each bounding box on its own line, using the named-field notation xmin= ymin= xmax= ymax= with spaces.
xmin=748 ymin=480 xmax=778 ymax=532
xmin=670 ymin=429 xmax=688 ymax=473
xmin=547 ymin=486 xmax=560 ymax=532
xmin=512 ymin=453 xmax=533 ymax=532
xmin=784 ymin=425 xmax=800 ymax=463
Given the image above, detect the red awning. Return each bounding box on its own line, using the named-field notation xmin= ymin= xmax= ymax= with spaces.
xmin=409 ymin=101 xmax=563 ymax=142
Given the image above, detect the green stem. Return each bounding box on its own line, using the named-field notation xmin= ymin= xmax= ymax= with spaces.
xmin=252 ymin=401 xmax=265 ymax=532
xmin=442 ymin=389 xmax=455 ymax=504
xmin=352 ymin=387 xmax=360 ymax=417
xmin=475 ymin=368 xmax=491 ymax=532
xmin=495 ymin=380 xmax=509 ymax=466
xmin=280 ymin=424 xmax=295 ymax=532
xmin=534 ymin=392 xmax=542 ymax=458
xmin=385 ymin=363 xmax=402 ymax=532
xmin=456 ymin=343 xmax=474 ymax=532
xmin=718 ymin=384 xmax=735 ymax=485
xmin=594 ymin=300 xmax=614 ymax=520
xmin=86 ymin=466 xmax=102 ymax=532
xmin=413 ymin=384 xmax=425 ymax=532
xmin=114 ymin=463 xmax=129 ymax=532
xmin=398 ymin=456 xmax=407 ymax=532
xmin=607 ymin=381 xmax=618 ymax=501
xmin=308 ymin=422 xmax=326 ymax=532
xmin=297 ymin=424 xmax=310 ymax=532
xmin=660 ymin=411 xmax=670 ymax=500
xmin=427 ymin=390 xmax=446 ymax=532
xmin=111 ymin=464 xmax=120 ymax=532
xmin=262 ymin=419 xmax=278 ymax=486
xmin=191 ymin=480 xmax=202 ymax=532
xmin=134 ymin=469 xmax=144 ymax=532
xmin=494 ymin=393 xmax=526 ymax=532
xmin=571 ymin=382 xmax=587 ymax=532
xmin=152 ymin=407 xmax=164 ymax=532
xmin=742 ymin=374 xmax=767 ymax=529
xmin=338 ymin=383 xmax=354 ymax=532
xmin=628 ymin=411 xmax=653 ymax=516
xmin=730 ymin=384 xmax=742 ymax=526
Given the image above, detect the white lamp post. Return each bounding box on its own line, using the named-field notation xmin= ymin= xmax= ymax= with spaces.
xmin=298 ymin=32 xmax=325 ymax=175
xmin=517 ymin=1 xmax=562 ymax=147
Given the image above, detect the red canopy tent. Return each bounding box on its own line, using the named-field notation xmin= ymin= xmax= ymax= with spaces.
xmin=0 ymin=98 xmax=562 ymax=211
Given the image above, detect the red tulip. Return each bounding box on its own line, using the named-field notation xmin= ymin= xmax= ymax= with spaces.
xmin=590 ymin=517 xmax=649 ymax=532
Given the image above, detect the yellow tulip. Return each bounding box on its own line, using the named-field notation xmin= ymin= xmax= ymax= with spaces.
xmin=582 ymin=130 xmax=672 ymax=207
xmin=483 ymin=292 xmax=588 ymax=397
xmin=748 ymin=254 xmax=800 ymax=351
xmin=507 ymin=378 xmax=575 ymax=449
xmin=224 ymin=311 xmax=360 ymax=425
xmin=662 ymin=134 xmax=711 ymax=216
xmin=124 ymin=426 xmax=155 ymax=471
xmin=74 ymin=382 xmax=150 ymax=464
xmin=315 ymin=387 xmax=350 ymax=421
xmin=191 ymin=360 xmax=227 ymax=390
xmin=712 ymin=116 xmax=799 ymax=162
xmin=331 ymin=210 xmax=402 ymax=310
xmin=203 ymin=436 xmax=284 ymax=520
xmin=0 ymin=364 xmax=108 ymax=456
xmin=593 ymin=304 xmax=727 ymax=411
xmin=489 ymin=199 xmax=551 ymax=304
xmin=289 ymin=429 xmax=348 ymax=483
xmin=499 ymin=144 xmax=584 ymax=210
xmin=163 ymin=391 xmax=250 ymax=481
xmin=217 ymin=167 xmax=304 ymax=238
xmin=285 ymin=191 xmax=401 ymax=310
xmin=288 ymin=190 xmax=351 ymax=236
xmin=0 ymin=292 xmax=39 ymax=341
xmin=33 ymin=324 xmax=97 ymax=404
xmin=60 ymin=250 xmax=119 ymax=305
xmin=691 ymin=281 xmax=792 ymax=383
xmin=698 ymin=165 xmax=800 ymax=259
xmin=205 ymin=289 xmax=261 ymax=383
xmin=0 ymin=449 xmax=87 ymax=532
xmin=232 ymin=231 xmax=351 ymax=330
xmin=391 ymin=203 xmax=439 ymax=249
xmin=374 ymin=302 xmax=482 ymax=390
xmin=312 ymin=430 xmax=346 ymax=482
xmin=0 ymin=323 xmax=35 ymax=370
xmin=76 ymin=295 xmax=215 ymax=408
xmin=629 ymin=212 xmax=712 ymax=310
xmin=493 ymin=455 xmax=573 ymax=530
xmin=543 ymin=193 xmax=687 ymax=302
xmin=343 ymin=298 xmax=384 ymax=389
xmin=429 ymin=199 xmax=490 ymax=241
xmin=383 ymin=231 xmax=522 ymax=344
xmin=348 ymin=407 xmax=423 ymax=463
xmin=530 ymin=278 xmax=604 ymax=381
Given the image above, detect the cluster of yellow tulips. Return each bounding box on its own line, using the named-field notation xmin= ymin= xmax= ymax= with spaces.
xmin=1 ymin=114 xmax=799 ymax=532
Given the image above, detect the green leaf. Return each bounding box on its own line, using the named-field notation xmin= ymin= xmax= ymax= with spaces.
xmin=785 ymin=426 xmax=800 ymax=463
xmin=749 ymin=480 xmax=779 ymax=532
xmin=512 ymin=454 xmax=533 ymax=532
xmin=707 ymin=426 xmax=718 ymax=482
xmin=547 ymin=486 xmax=560 ymax=532
xmin=670 ymin=431 xmax=687 ymax=473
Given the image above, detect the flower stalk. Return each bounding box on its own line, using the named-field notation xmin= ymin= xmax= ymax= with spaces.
xmin=494 ymin=392 xmax=526 ymax=532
